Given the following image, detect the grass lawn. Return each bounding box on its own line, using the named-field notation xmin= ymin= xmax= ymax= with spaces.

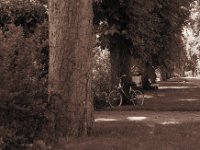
xmin=101 ymin=81 xmax=200 ymax=111
xmin=66 ymin=121 xmax=200 ymax=150
xmin=65 ymin=80 xmax=200 ymax=150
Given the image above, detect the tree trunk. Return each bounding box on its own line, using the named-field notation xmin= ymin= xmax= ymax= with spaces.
xmin=160 ymin=66 xmax=168 ymax=81
xmin=120 ymin=49 xmax=132 ymax=81
xmin=110 ymin=45 xmax=121 ymax=87
xmin=110 ymin=43 xmax=132 ymax=87
xmin=119 ymin=48 xmax=132 ymax=101
xmin=110 ymin=42 xmax=132 ymax=104
xmin=48 ymin=0 xmax=93 ymax=139
xmin=142 ymin=61 xmax=156 ymax=90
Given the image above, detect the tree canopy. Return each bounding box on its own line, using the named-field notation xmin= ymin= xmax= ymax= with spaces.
xmin=94 ymin=0 xmax=193 ymax=80
xmin=0 ymin=0 xmax=199 ymax=148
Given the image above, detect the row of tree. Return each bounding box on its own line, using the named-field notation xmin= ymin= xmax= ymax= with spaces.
xmin=94 ymin=0 xmax=193 ymax=86
xmin=184 ymin=0 xmax=200 ymax=76
xmin=0 ymin=0 xmax=198 ymax=148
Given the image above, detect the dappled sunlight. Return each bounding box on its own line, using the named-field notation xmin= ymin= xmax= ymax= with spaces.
xmin=95 ymin=118 xmax=119 ymax=122
xmin=183 ymin=77 xmax=200 ymax=79
xmin=159 ymin=86 xmax=193 ymax=89
xmin=161 ymin=120 xmax=180 ymax=125
xmin=95 ymin=116 xmax=148 ymax=122
xmin=127 ymin=116 xmax=147 ymax=121
xmin=179 ymin=98 xmax=199 ymax=102
xmin=144 ymin=95 xmax=154 ymax=99
xmin=157 ymin=94 xmax=165 ymax=97
xmin=95 ymin=116 xmax=183 ymax=125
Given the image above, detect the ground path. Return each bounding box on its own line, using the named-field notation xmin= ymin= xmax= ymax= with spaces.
xmin=68 ymin=78 xmax=200 ymax=150
xmin=95 ymin=77 xmax=200 ymax=125
xmin=95 ymin=111 xmax=200 ymax=125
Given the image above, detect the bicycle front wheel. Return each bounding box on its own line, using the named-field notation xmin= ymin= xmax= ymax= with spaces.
xmin=108 ymin=90 xmax=122 ymax=108
xmin=132 ymin=90 xmax=144 ymax=105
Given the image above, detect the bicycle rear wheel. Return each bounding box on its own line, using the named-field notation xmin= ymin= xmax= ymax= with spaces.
xmin=108 ymin=90 xmax=122 ymax=108
xmin=131 ymin=90 xmax=144 ymax=105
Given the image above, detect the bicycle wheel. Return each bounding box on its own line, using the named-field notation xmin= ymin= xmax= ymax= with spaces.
xmin=108 ymin=90 xmax=122 ymax=107
xmin=131 ymin=90 xmax=144 ymax=105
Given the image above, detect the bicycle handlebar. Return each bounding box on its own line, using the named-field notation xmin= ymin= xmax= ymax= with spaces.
xmin=119 ymin=74 xmax=126 ymax=79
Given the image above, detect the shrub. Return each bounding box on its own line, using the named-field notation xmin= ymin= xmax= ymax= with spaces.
xmin=0 ymin=22 xmax=48 ymax=149
xmin=92 ymin=48 xmax=111 ymax=109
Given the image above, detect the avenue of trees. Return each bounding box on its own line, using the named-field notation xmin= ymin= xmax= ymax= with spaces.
xmin=93 ymin=0 xmax=193 ymax=85
xmin=184 ymin=0 xmax=200 ymax=76
xmin=0 ymin=0 xmax=199 ymax=149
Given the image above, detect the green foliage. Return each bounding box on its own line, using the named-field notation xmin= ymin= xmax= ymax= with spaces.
xmin=0 ymin=0 xmax=48 ymax=148
xmin=92 ymin=48 xmax=111 ymax=109
xmin=184 ymin=0 xmax=200 ymax=73
xmin=93 ymin=0 xmax=131 ymax=50
xmin=94 ymin=0 xmax=193 ymax=77
xmin=0 ymin=22 xmax=48 ymax=150
xmin=127 ymin=0 xmax=192 ymax=72
xmin=185 ymin=54 xmax=198 ymax=71
xmin=0 ymin=0 xmax=47 ymax=35
xmin=154 ymin=0 xmax=192 ymax=73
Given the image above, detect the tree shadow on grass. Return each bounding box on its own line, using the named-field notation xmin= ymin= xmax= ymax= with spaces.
xmin=100 ymin=80 xmax=200 ymax=111
xmin=141 ymin=83 xmax=200 ymax=111
xmin=67 ymin=121 xmax=200 ymax=150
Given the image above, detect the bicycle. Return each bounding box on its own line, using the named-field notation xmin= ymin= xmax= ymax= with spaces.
xmin=108 ymin=74 xmax=144 ymax=108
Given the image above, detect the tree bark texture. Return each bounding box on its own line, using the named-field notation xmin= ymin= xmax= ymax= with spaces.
xmin=110 ymin=45 xmax=121 ymax=87
xmin=160 ymin=66 xmax=168 ymax=81
xmin=142 ymin=61 xmax=156 ymax=89
xmin=48 ymin=0 xmax=93 ymax=138
xmin=110 ymin=42 xmax=132 ymax=104
xmin=110 ymin=44 xmax=132 ymax=87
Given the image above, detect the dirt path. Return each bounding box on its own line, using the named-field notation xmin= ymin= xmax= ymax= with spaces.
xmin=95 ymin=78 xmax=200 ymax=125
xmin=95 ymin=111 xmax=200 ymax=125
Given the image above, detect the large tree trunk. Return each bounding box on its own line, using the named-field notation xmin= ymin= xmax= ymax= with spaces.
xmin=110 ymin=45 xmax=121 ymax=87
xmin=160 ymin=66 xmax=168 ymax=81
xmin=110 ymin=41 xmax=132 ymax=104
xmin=110 ymin=42 xmax=132 ymax=87
xmin=48 ymin=0 xmax=93 ymax=139
xmin=142 ymin=61 xmax=156 ymax=90
xmin=120 ymin=49 xmax=132 ymax=81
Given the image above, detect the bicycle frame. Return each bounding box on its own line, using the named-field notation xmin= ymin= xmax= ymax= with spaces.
xmin=108 ymin=75 xmax=145 ymax=107
xmin=117 ymin=77 xmax=134 ymax=100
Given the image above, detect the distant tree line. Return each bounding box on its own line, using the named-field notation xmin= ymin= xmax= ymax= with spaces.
xmin=93 ymin=0 xmax=192 ymax=87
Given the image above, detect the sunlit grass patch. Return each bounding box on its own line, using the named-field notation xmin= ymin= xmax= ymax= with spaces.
xmin=179 ymin=98 xmax=199 ymax=102
xmin=65 ymin=80 xmax=200 ymax=150
xmin=95 ymin=118 xmax=119 ymax=122
xmin=126 ymin=116 xmax=147 ymax=121
xmin=161 ymin=120 xmax=180 ymax=125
